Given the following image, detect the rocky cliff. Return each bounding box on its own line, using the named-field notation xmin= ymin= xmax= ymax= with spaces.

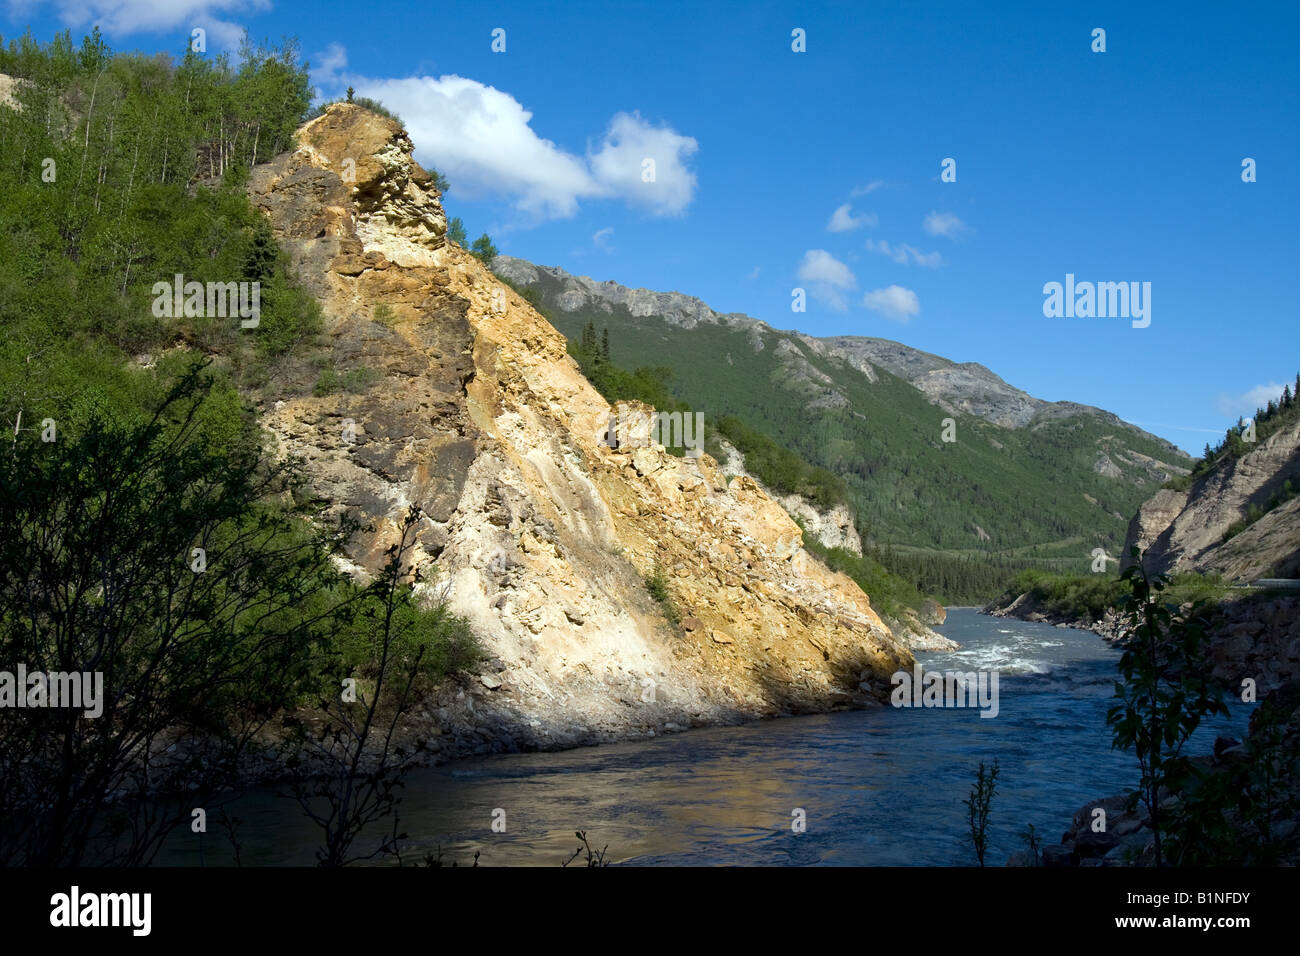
xmin=709 ymin=433 xmax=862 ymax=555
xmin=1123 ymin=418 xmax=1300 ymax=580
xmin=245 ymin=104 xmax=915 ymax=758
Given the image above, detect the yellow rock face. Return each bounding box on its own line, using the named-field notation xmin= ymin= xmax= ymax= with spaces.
xmin=248 ymin=104 xmax=913 ymax=752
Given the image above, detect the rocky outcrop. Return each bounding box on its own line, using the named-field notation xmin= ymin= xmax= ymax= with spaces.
xmin=918 ymin=598 xmax=947 ymax=626
xmin=491 ymin=256 xmax=729 ymax=330
xmin=1210 ymin=496 xmax=1300 ymax=580
xmin=821 ymin=337 xmax=1047 ymax=429
xmin=709 ymin=434 xmax=861 ymax=555
xmin=707 ymin=435 xmax=954 ymax=652
xmin=1123 ymin=419 xmax=1300 ymax=580
xmin=0 ymin=73 xmax=24 ymax=112
xmin=1201 ymin=593 xmax=1300 ymax=694
xmin=879 ymin=607 xmax=958 ymax=652
xmin=246 ymin=105 xmax=914 ymax=759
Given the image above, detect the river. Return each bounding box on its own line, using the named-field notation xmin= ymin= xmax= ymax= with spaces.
xmin=162 ymin=609 xmax=1253 ymax=866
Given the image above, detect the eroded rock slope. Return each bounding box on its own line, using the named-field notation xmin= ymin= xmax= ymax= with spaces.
xmin=247 ymin=105 xmax=913 ymax=756
xmin=1123 ymin=418 xmax=1300 ymax=580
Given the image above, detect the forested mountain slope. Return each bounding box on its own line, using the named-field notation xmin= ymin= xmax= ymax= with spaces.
xmin=492 ymin=256 xmax=1191 ymax=578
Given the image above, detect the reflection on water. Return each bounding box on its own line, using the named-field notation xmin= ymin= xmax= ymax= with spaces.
xmin=159 ymin=610 xmax=1252 ymax=866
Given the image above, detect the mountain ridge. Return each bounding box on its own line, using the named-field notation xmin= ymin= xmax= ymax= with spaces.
xmin=492 ymin=255 xmax=1187 ymax=453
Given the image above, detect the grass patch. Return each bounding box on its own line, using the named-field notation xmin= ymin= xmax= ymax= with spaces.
xmin=314 ymin=365 xmax=382 ymax=396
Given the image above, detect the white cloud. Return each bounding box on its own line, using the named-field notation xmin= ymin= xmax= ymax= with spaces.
xmin=797 ymin=249 xmax=857 ymax=311
xmin=312 ymin=41 xmax=348 ymax=89
xmin=864 ymin=238 xmax=941 ymax=268
xmin=592 ymin=226 xmax=614 ymax=251
xmin=851 ymin=180 xmax=885 ymax=197
xmin=352 ymin=75 xmax=697 ymax=221
xmin=863 ymin=285 xmax=920 ymax=322
xmin=1215 ymin=383 xmax=1286 ymax=419
xmin=586 ymin=111 xmax=699 ymax=217
xmin=746 ymin=266 xmax=760 ymax=280
xmin=922 ymin=210 xmax=968 ymax=238
xmin=27 ymin=0 xmax=267 ymax=49
xmin=827 ymin=203 xmax=877 ymax=233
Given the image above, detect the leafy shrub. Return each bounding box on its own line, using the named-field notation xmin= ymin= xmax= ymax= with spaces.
xmin=644 ymin=562 xmax=681 ymax=629
xmin=993 ymin=569 xmax=1126 ymax=621
xmin=964 ymin=759 xmax=1000 ymax=866
xmin=324 ymin=575 xmax=481 ymax=687
xmin=1107 ymin=548 xmax=1230 ymax=867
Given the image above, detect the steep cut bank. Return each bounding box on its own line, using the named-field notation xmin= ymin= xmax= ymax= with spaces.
xmin=245 ymin=104 xmax=915 ymax=758
xmin=1123 ymin=418 xmax=1300 ymax=581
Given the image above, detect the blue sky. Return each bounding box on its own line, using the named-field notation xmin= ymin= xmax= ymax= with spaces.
xmin=6 ymin=0 xmax=1297 ymax=454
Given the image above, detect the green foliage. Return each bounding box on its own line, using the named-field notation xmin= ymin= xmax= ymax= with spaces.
xmin=372 ymin=302 xmax=397 ymax=326
xmin=1107 ymin=547 xmax=1230 ymax=867
xmin=470 ymin=233 xmax=498 ymax=264
xmin=314 ymin=365 xmax=380 ymax=396
xmin=311 ymin=93 xmax=402 ymax=125
xmin=864 ymin=544 xmax=1022 ymax=606
xmin=1164 ymin=685 xmax=1300 ymax=865
xmin=0 ymin=364 xmax=348 ymax=864
xmin=714 ymin=413 xmax=846 ymax=511
xmin=446 ymin=216 xmax=467 ymax=245
xmin=992 ymin=568 xmax=1235 ymax=623
xmin=1169 ymin=375 xmax=1300 ymax=491
xmin=800 ymin=535 xmax=924 ymax=619
xmin=0 ymin=29 xmax=325 ymax=433
xmin=324 ymin=572 xmax=480 ymax=691
xmin=644 ymin=562 xmax=681 ymax=630
xmin=993 ymin=569 xmax=1128 ymax=621
xmin=0 ymin=33 xmax=482 ymax=865
xmin=287 ymin=504 xmax=479 ymax=866
xmin=963 ymin=759 xmax=1000 ymax=867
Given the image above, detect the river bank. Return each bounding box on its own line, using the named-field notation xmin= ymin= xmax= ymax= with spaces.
xmin=984 ymin=586 xmax=1300 ymax=693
